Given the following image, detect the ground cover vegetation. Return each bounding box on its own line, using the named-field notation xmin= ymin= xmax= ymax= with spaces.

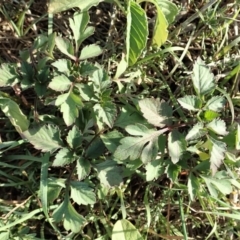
xmin=0 ymin=0 xmax=240 ymax=239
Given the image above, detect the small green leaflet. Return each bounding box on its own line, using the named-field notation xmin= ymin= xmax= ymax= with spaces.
xmin=185 ymin=122 xmax=206 ymax=141
xmin=70 ymin=181 xmax=96 ymax=205
xmin=79 ymin=44 xmax=103 ymax=60
xmin=48 ymin=74 xmax=72 ymax=92
xmin=177 ymin=95 xmax=201 ymax=111
xmin=52 ymin=148 xmax=74 ymax=167
xmin=139 ymin=98 xmax=172 ymax=127
xmin=114 ymin=124 xmax=168 ymax=164
xmin=192 ymin=57 xmax=215 ymax=97
xmin=112 ymin=219 xmax=144 ymax=240
xmin=209 ymin=136 xmax=226 ymax=175
xmin=168 ymin=129 xmax=186 ymax=164
xmin=22 ymin=125 xmax=63 ymax=152
xmin=66 ymin=125 xmax=83 ymax=149
xmin=207 ymin=119 xmax=228 ymax=136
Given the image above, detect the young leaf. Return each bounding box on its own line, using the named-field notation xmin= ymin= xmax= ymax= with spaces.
xmin=209 ymin=136 xmax=226 ymax=175
xmin=79 ymin=44 xmax=103 ymax=60
xmin=146 ymin=159 xmax=164 ymax=181
xmin=177 ymin=95 xmax=201 ymax=111
xmin=204 ymin=96 xmax=226 ymax=112
xmin=48 ymin=0 xmax=100 ymax=13
xmin=55 ymin=36 xmax=76 ymax=61
xmin=157 ymin=0 xmax=178 ymax=24
xmin=168 ymin=129 xmax=186 ymax=164
xmin=207 ymin=119 xmax=228 ymax=136
xmin=70 ymin=181 xmax=96 ymax=205
xmin=48 ymin=74 xmax=72 ymax=92
xmin=192 ymin=57 xmax=215 ymax=96
xmin=93 ymin=101 xmax=117 ymax=128
xmin=76 ymin=157 xmax=91 ymax=180
xmin=22 ymin=125 xmax=63 ymax=152
xmin=114 ymin=124 xmax=168 ymax=163
xmin=203 ymin=110 xmax=219 ymax=121
xmin=52 ymin=148 xmax=74 ymax=167
xmin=66 ymin=125 xmax=83 ymax=149
xmin=0 ymin=63 xmax=18 ymax=87
xmin=139 ymin=98 xmax=172 ymax=127
xmin=112 ymin=219 xmax=144 ymax=240
xmin=126 ymin=1 xmax=148 ymax=65
xmin=95 ymin=160 xmax=123 ymax=187
xmin=0 ymin=97 xmax=29 ymax=132
xmin=185 ymin=122 xmax=206 ymax=141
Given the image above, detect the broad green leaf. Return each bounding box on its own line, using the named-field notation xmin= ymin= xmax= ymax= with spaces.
xmin=22 ymin=125 xmax=63 ymax=152
xmin=114 ymin=124 xmax=168 ymax=163
xmin=209 ymin=136 xmax=226 ymax=175
xmin=115 ymin=104 xmax=145 ymax=128
xmin=66 ymin=125 xmax=83 ymax=149
xmin=48 ymin=74 xmax=72 ymax=92
xmin=207 ymin=119 xmax=228 ymax=136
xmin=126 ymin=1 xmax=148 ymax=65
xmin=51 ymin=59 xmax=71 ymax=73
xmin=93 ymin=101 xmax=117 ymax=128
xmin=69 ymin=11 xmax=89 ymax=49
xmin=70 ymin=181 xmax=96 ymax=205
xmin=177 ymin=95 xmax=201 ymax=111
xmin=55 ymin=91 xmax=83 ymax=126
xmin=0 ymin=97 xmax=29 ymax=132
xmin=101 ymin=130 xmax=124 ymax=153
xmin=95 ymin=160 xmax=123 ymax=187
xmin=157 ymin=0 xmax=178 ymax=24
xmin=0 ymin=63 xmax=18 ymax=87
xmin=203 ymin=110 xmax=219 ymax=121
xmin=185 ymin=122 xmax=206 ymax=141
xmin=55 ymin=36 xmax=76 ymax=61
xmin=48 ymin=0 xmax=100 ymax=13
xmin=168 ymin=130 xmax=186 ymax=164
xmin=146 ymin=159 xmax=164 ymax=181
xmin=79 ymin=44 xmax=103 ymax=60
xmin=188 ymin=173 xmax=199 ymax=201
xmin=202 ymin=175 xmax=232 ymax=196
xmin=192 ymin=57 xmax=215 ymax=96
xmin=52 ymin=148 xmax=74 ymax=166
xmin=204 ymin=96 xmax=226 ymax=112
xmin=236 ymin=124 xmax=240 ymax=150
xmin=76 ymin=157 xmax=91 ymax=180
xmin=139 ymin=98 xmax=172 ymax=127
xmin=112 ymin=219 xmax=144 ymax=240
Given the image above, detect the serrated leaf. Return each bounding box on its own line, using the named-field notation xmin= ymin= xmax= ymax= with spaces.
xmin=93 ymin=101 xmax=117 ymax=128
xmin=0 ymin=97 xmax=29 ymax=132
xmin=126 ymin=1 xmax=148 ymax=65
xmin=114 ymin=124 xmax=168 ymax=163
xmin=204 ymin=96 xmax=226 ymax=112
xmin=165 ymin=162 xmax=181 ymax=182
xmin=203 ymin=110 xmax=219 ymax=121
xmin=112 ymin=219 xmax=144 ymax=240
xmin=157 ymin=0 xmax=178 ymax=24
xmin=76 ymin=157 xmax=91 ymax=180
xmin=66 ymin=125 xmax=83 ymax=149
xmin=192 ymin=57 xmax=215 ymax=96
xmin=70 ymin=181 xmax=96 ymax=205
xmin=188 ymin=173 xmax=199 ymax=201
xmin=51 ymin=59 xmax=71 ymax=73
xmin=79 ymin=44 xmax=103 ymax=60
xmin=177 ymin=95 xmax=200 ymax=111
xmin=22 ymin=125 xmax=63 ymax=152
xmin=48 ymin=0 xmax=100 ymax=13
xmin=115 ymin=104 xmax=145 ymax=128
xmin=55 ymin=36 xmax=76 ymax=61
xmin=101 ymin=130 xmax=124 ymax=153
xmin=146 ymin=159 xmax=164 ymax=181
xmin=95 ymin=160 xmax=123 ymax=187
xmin=52 ymin=148 xmax=74 ymax=166
xmin=0 ymin=63 xmax=18 ymax=87
xmin=91 ymin=68 xmax=110 ymax=92
xmin=168 ymin=130 xmax=186 ymax=164
xmin=207 ymin=119 xmax=228 ymax=136
xmin=139 ymin=98 xmax=172 ymax=127
xmin=49 ymin=74 xmax=72 ymax=92
xmin=209 ymin=136 xmax=226 ymax=175
xmin=185 ymin=122 xmax=206 ymax=141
